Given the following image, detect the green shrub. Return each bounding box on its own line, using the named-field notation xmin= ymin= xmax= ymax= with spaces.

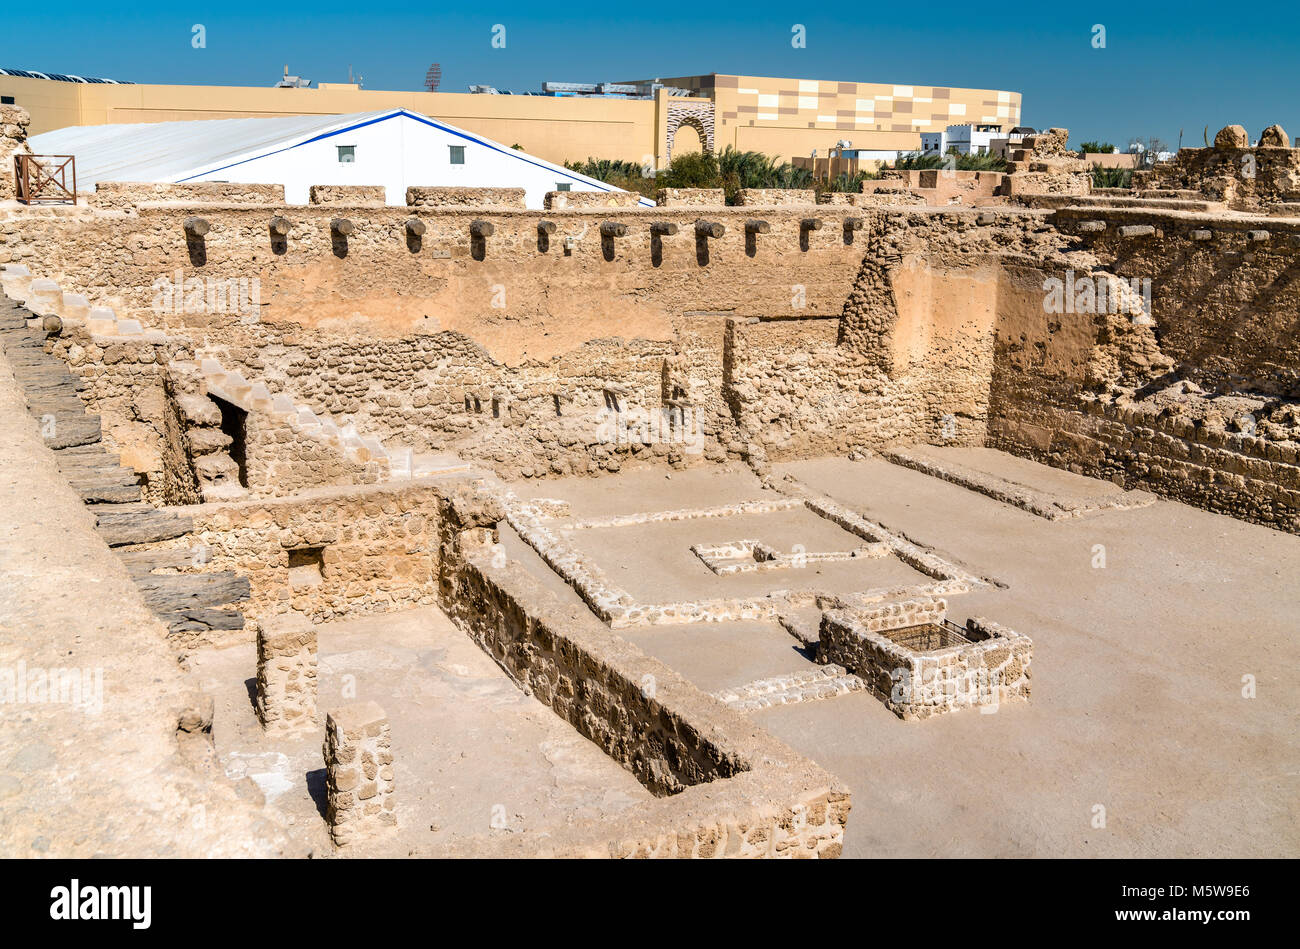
xmin=1092 ymin=166 xmax=1133 ymax=188
xmin=886 ymin=150 xmax=1007 ymax=172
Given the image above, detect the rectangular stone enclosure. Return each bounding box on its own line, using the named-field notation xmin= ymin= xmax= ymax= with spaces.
xmin=818 ymin=598 xmax=1032 ymax=720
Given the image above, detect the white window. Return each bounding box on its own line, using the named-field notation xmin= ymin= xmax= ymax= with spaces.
xmin=337 ymin=145 xmax=355 ymax=163
xmin=449 ymin=145 xmax=465 ymax=165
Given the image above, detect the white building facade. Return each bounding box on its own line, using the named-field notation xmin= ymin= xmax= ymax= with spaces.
xmin=920 ymin=123 xmax=1007 ymax=157
xmin=30 ymin=109 xmax=649 ymax=209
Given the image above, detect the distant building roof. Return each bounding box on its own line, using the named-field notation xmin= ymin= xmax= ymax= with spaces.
xmin=28 ymin=108 xmax=650 ymax=207
xmin=0 ymin=67 xmax=133 ymax=84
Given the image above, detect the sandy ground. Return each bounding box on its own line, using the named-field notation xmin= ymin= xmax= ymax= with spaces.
xmin=0 ymin=344 xmax=296 ymax=857
xmin=188 ymin=605 xmax=652 ymax=857
xmin=512 ymin=456 xmax=1300 ymax=858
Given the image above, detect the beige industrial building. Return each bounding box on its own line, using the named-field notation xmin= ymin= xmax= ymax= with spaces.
xmin=0 ymin=69 xmax=1021 ymax=169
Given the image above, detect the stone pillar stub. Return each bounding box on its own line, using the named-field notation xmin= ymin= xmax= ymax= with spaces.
xmin=323 ymin=701 xmax=396 ymax=846
xmin=255 ymin=612 xmax=318 ymax=734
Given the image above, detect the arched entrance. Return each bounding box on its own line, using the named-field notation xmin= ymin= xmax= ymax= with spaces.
xmin=671 ymin=120 xmax=704 ymax=157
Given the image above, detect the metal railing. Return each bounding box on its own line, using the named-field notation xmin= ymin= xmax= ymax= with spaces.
xmin=13 ymin=154 xmax=77 ymax=205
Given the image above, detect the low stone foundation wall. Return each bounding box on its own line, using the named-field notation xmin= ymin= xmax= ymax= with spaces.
xmin=432 ymin=486 xmax=850 ymax=856
xmin=405 ymin=186 xmax=526 ymax=208
xmin=136 ymin=481 xmax=448 ymax=636
xmin=656 ymin=188 xmax=725 ymax=207
xmin=736 ymin=189 xmax=817 ymax=206
xmin=819 ymin=599 xmax=1031 ymax=720
xmin=92 ymin=181 xmax=287 ymax=209
xmin=544 ymin=190 xmax=643 ymax=209
xmin=309 ymin=185 xmax=386 ymax=206
xmin=992 ymin=392 xmax=1300 ymax=532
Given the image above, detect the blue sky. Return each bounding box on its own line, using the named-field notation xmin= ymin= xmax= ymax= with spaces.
xmin=5 ymin=1 xmax=1298 ymax=150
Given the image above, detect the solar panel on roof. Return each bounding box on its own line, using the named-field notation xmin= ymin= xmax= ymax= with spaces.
xmin=0 ymin=67 xmax=131 ymax=83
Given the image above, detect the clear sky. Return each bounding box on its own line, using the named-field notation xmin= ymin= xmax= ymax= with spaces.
xmin=5 ymin=0 xmax=1298 ymax=150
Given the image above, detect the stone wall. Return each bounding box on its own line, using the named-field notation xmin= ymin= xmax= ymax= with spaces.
xmin=309 ymin=185 xmax=386 ymax=206
xmin=655 ymin=188 xmax=725 ymax=207
xmin=405 ymin=186 xmax=525 ymax=208
xmin=431 ymin=485 xmax=851 ymax=856
xmin=142 ymin=481 xmax=447 ymax=633
xmin=819 ymin=601 xmax=1032 ymax=720
xmin=544 ymin=190 xmax=643 ymax=209
xmin=91 ymin=181 xmax=287 ymax=209
xmin=0 ymin=200 xmax=868 ymax=481
xmin=0 ymin=105 xmax=31 ymax=202
xmin=735 ymin=189 xmax=818 ymax=206
xmin=988 ymin=209 xmax=1300 ymax=532
xmin=722 ymin=209 xmax=1061 ymax=462
xmin=1133 ymin=124 xmax=1300 ymax=211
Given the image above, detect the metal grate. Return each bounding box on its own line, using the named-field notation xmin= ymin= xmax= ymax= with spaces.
xmin=881 ymin=620 xmax=972 ymax=653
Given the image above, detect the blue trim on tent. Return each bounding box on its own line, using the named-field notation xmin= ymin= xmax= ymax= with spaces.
xmin=177 ymin=109 xmax=655 ymax=205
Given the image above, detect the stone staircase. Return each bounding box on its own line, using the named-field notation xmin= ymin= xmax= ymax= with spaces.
xmin=710 ymin=665 xmax=865 ymax=712
xmin=0 ymin=293 xmax=250 ymax=641
xmin=2 ymin=263 xmax=471 ymax=485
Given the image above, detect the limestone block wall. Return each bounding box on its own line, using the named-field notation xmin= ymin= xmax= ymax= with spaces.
xmin=147 ymin=481 xmax=447 ymax=631
xmin=722 ymin=210 xmax=1056 ymax=461
xmin=91 ymin=181 xmax=287 ymax=210
xmin=992 ymin=389 xmax=1300 ymax=531
xmin=1057 ymin=208 xmax=1300 ymax=394
xmin=735 ymin=189 xmax=818 ymax=206
xmin=0 ymin=201 xmax=873 ymax=481
xmin=45 ymin=329 xmax=192 ymax=497
xmin=655 ymin=188 xmax=725 ymax=207
xmin=545 ymin=190 xmax=643 ymax=209
xmin=323 ymin=701 xmax=396 ymax=845
xmin=0 ymin=105 xmax=31 ymax=202
xmin=819 ymin=602 xmax=1032 ymax=720
xmin=0 ymin=205 xmax=864 ymax=351
xmin=309 ymin=185 xmax=386 ymax=206
xmin=431 ymin=488 xmax=850 ymax=856
xmin=988 ymin=210 xmax=1300 ymax=532
xmin=256 ymin=614 xmax=318 ymax=734
xmin=1133 ymin=131 xmax=1300 ymax=210
xmin=405 ymin=186 xmax=525 ymax=208
xmin=241 ymin=405 xmax=383 ymax=497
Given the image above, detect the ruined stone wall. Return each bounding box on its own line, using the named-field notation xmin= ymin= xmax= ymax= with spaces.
xmin=0 ymin=105 xmax=31 ymax=202
xmin=46 ymin=329 xmax=190 ymax=496
xmin=0 ymin=204 xmax=863 ymax=353
xmin=986 ymin=231 xmax=1300 ymax=532
xmin=157 ymin=481 xmax=447 ymax=629
xmin=1058 ymin=209 xmax=1300 ymax=394
xmin=91 ymin=182 xmax=287 ymax=210
xmin=196 ymin=318 xmax=744 ymax=480
xmin=432 ymin=486 xmax=850 ymax=857
xmin=1 ymin=200 xmax=866 ymax=479
xmin=241 ymin=403 xmax=382 ymax=497
xmin=405 ymin=186 xmax=526 ymax=208
xmin=1133 ymin=125 xmax=1300 ymax=211
xmin=723 ymin=209 xmax=1061 ymax=462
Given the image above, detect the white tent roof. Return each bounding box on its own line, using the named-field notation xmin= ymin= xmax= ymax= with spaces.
xmin=29 ymin=108 xmax=646 ymax=202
